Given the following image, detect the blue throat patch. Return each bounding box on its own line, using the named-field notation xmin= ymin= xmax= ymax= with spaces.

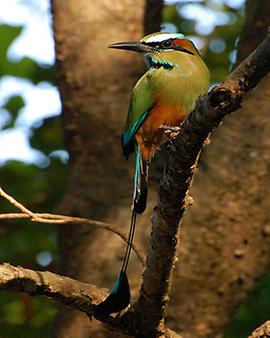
xmin=148 ymin=56 xmax=176 ymax=70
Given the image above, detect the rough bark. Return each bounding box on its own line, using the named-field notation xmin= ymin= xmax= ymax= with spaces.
xmin=249 ymin=321 xmax=270 ymax=338
xmin=0 ymin=263 xmax=106 ymax=312
xmin=167 ymin=8 xmax=270 ymax=338
xmin=237 ymin=0 xmax=270 ymax=63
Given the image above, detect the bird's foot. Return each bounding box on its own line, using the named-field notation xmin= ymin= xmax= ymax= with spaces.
xmin=160 ymin=125 xmax=182 ymax=139
xmin=204 ymin=137 xmax=211 ymax=145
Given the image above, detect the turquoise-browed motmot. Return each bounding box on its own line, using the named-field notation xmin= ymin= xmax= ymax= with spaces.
xmin=95 ymin=32 xmax=210 ymax=315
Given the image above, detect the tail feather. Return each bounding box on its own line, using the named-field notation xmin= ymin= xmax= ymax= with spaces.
xmin=94 ymin=270 xmax=130 ymax=316
xmin=95 ymin=146 xmax=149 ymax=316
xmin=133 ymin=148 xmax=149 ymax=214
xmin=95 ymin=210 xmax=136 ymax=315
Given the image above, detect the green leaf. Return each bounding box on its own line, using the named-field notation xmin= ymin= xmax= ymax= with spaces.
xmin=30 ymin=116 xmax=64 ymax=155
xmin=3 ymin=95 xmax=25 ymax=129
xmin=7 ymin=57 xmax=56 ymax=84
xmin=3 ymin=299 xmax=25 ymax=325
xmin=0 ymin=24 xmax=55 ymax=84
xmin=0 ymin=25 xmax=22 ymax=61
xmin=0 ymin=25 xmax=22 ymax=79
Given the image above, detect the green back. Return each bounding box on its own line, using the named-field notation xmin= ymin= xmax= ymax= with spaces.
xmin=121 ymin=73 xmax=154 ymax=158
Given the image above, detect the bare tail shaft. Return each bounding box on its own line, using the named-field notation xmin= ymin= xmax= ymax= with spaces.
xmin=95 ymin=147 xmax=149 ymax=315
xmin=133 ymin=147 xmax=149 ymax=214
xmin=121 ymin=209 xmax=137 ymax=272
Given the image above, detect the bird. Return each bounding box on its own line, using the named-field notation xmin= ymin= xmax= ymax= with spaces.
xmin=95 ymin=32 xmax=210 ymax=316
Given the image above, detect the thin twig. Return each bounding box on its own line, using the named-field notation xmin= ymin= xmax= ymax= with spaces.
xmin=0 ymin=187 xmax=34 ymax=217
xmin=0 ymin=188 xmax=145 ymax=266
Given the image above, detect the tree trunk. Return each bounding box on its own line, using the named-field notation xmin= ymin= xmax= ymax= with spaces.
xmin=51 ymin=0 xmax=151 ymax=337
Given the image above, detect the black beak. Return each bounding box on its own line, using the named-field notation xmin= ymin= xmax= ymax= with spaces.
xmin=109 ymin=41 xmax=152 ymax=53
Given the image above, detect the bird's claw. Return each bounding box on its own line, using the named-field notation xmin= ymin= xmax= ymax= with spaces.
xmin=160 ymin=124 xmax=182 ymax=139
xmin=204 ymin=137 xmax=211 ymax=145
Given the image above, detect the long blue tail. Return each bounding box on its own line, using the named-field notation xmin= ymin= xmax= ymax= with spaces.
xmin=95 ymin=147 xmax=148 ymax=316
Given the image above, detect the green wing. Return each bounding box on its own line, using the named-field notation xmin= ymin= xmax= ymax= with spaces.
xmin=121 ymin=73 xmax=154 ymax=158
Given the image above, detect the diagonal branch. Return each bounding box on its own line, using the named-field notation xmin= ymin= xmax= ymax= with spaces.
xmin=129 ymin=29 xmax=270 ymax=337
xmin=0 ymin=263 xmax=105 ymax=314
xmin=249 ymin=321 xmax=270 ymax=338
xmin=0 ymin=263 xmax=141 ymax=335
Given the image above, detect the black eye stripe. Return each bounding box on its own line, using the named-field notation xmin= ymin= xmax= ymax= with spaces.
xmin=142 ymin=41 xmax=159 ymax=47
xmin=143 ymin=39 xmax=175 ymax=49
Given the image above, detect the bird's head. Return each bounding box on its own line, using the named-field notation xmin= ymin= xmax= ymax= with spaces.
xmin=109 ymin=32 xmax=200 ymax=69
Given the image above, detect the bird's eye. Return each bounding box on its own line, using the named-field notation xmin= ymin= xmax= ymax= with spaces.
xmin=161 ymin=40 xmax=173 ymax=49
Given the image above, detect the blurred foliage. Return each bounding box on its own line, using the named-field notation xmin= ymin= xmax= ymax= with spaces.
xmin=0 ymin=5 xmax=66 ymax=338
xmin=2 ymin=95 xmax=25 ymax=129
xmin=163 ymin=0 xmax=244 ymax=82
xmin=30 ymin=116 xmax=65 ymax=155
xmin=0 ymin=0 xmax=268 ymax=338
xmin=0 ymin=292 xmax=57 ymax=338
xmin=0 ymin=25 xmax=55 ymax=83
xmin=224 ymin=271 xmax=270 ymax=338
xmin=0 ymin=159 xmax=68 ymax=211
